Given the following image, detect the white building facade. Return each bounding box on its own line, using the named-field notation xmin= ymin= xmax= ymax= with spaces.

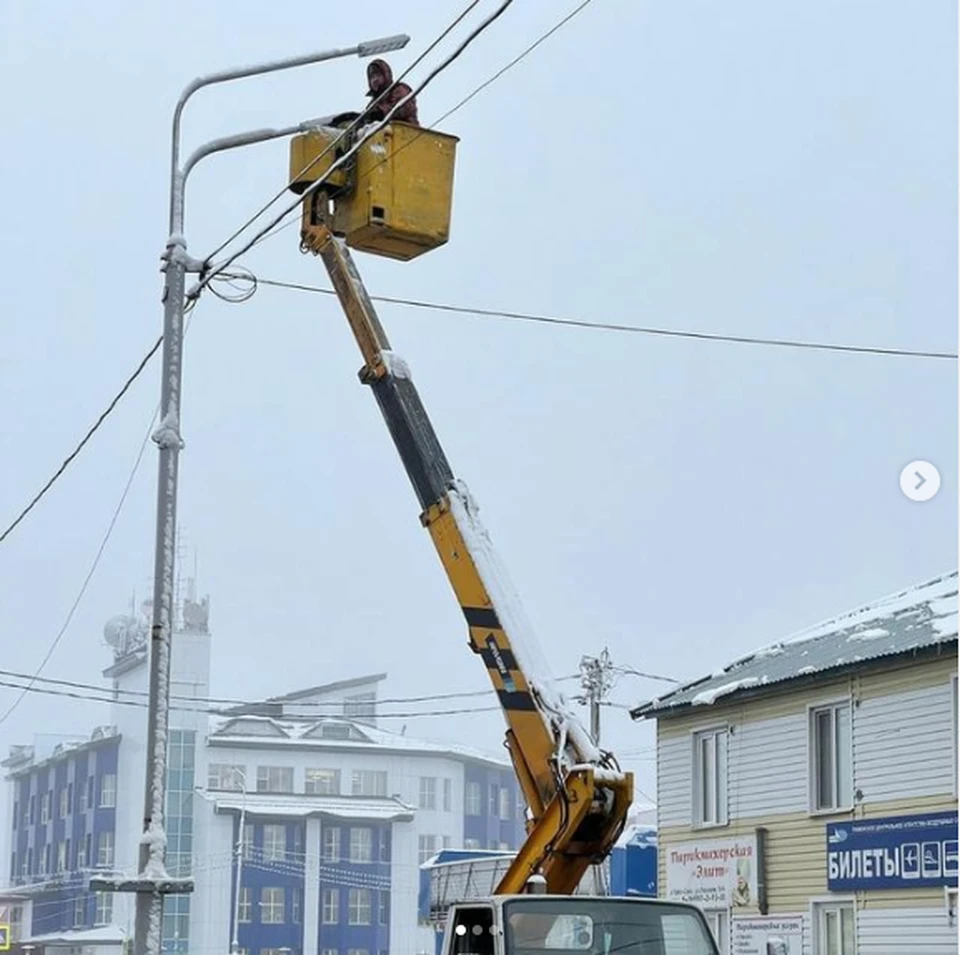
xmin=1 ymin=591 xmax=523 ymax=955
xmin=631 ymin=570 xmax=959 ymax=955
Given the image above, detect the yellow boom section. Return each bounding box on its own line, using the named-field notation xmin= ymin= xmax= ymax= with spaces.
xmin=291 ymin=123 xmax=632 ymax=894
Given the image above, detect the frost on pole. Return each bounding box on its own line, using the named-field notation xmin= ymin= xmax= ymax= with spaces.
xmin=447 ymin=480 xmax=601 ymax=768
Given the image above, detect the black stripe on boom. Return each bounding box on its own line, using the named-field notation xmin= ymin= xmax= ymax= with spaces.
xmin=497 ymin=690 xmax=538 ymax=711
xmin=463 ymin=607 xmax=501 ymax=630
xmin=369 ymin=376 xmax=454 ymax=510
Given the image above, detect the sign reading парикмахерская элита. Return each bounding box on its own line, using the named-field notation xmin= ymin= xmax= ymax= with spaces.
xmin=827 ymin=811 xmax=958 ymax=891
xmin=666 ymin=834 xmax=759 ymax=908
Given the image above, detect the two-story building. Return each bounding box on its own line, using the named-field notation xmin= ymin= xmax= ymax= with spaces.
xmin=630 ymin=570 xmax=958 ymax=955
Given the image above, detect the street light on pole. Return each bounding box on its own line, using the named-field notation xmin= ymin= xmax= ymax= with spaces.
xmin=113 ymin=33 xmax=412 ymax=955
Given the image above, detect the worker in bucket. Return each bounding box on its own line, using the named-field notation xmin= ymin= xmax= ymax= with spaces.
xmin=364 ymin=58 xmax=420 ymax=126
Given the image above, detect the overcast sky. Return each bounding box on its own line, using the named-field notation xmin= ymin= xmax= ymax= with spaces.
xmin=0 ymin=0 xmax=956 ymax=819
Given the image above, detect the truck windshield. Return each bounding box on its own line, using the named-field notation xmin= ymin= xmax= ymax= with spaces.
xmin=502 ymin=898 xmax=717 ymax=955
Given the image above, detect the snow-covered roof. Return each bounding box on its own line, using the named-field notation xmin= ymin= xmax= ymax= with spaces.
xmin=208 ymin=715 xmax=511 ymax=767
xmin=21 ymin=925 xmax=125 ymax=945
xmin=210 ymin=792 xmax=414 ymax=822
xmin=631 ymin=570 xmax=958 ymax=719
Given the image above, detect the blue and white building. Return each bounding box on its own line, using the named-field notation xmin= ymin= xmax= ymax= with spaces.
xmin=0 ymin=589 xmax=524 ymax=955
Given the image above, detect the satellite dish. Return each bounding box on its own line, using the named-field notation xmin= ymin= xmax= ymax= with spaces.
xmin=103 ymin=614 xmax=134 ymax=647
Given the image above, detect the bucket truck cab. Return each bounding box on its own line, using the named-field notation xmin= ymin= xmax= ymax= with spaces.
xmin=441 ymin=895 xmax=720 ymax=955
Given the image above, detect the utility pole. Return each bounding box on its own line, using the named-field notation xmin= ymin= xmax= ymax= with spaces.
xmin=578 ymin=648 xmax=616 ymax=746
xmin=577 ymin=649 xmax=617 ymax=897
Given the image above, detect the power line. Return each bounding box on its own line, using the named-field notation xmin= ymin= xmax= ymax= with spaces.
xmin=0 ymin=417 xmax=157 ymax=729
xmin=0 ymin=336 xmax=163 ymax=546
xmin=0 ymin=305 xmax=199 ymax=728
xmin=237 ymin=0 xmax=602 ymax=261
xmin=204 ymin=0 xmax=487 ymax=264
xmin=189 ymin=0 xmax=518 ymax=299
xmin=0 ymin=678 xmax=502 ymax=720
xmin=226 ymin=272 xmax=958 ymax=361
xmin=432 ymin=0 xmax=597 ymax=127
xmin=0 ymin=667 xmax=582 ymax=715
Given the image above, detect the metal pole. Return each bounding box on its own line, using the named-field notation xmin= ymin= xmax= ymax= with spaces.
xmin=134 ymin=35 xmax=408 ymax=951
xmin=231 ymin=770 xmax=247 ymax=955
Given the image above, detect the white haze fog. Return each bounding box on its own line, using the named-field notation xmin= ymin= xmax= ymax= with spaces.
xmin=0 ymin=0 xmax=955 ymax=863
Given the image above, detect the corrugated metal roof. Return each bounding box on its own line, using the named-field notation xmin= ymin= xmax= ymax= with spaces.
xmin=631 ymin=570 xmax=958 ymax=719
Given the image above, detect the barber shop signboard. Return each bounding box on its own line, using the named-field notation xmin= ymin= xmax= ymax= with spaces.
xmin=666 ymin=834 xmax=759 ymax=908
xmin=826 ymin=811 xmax=959 ymax=891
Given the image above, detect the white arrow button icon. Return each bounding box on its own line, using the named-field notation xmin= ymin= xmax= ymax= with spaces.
xmin=900 ymin=461 xmax=941 ymax=502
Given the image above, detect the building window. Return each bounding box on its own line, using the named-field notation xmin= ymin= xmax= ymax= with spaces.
xmin=489 ymin=784 xmax=498 ymax=816
xmin=83 ymin=833 xmax=93 ymax=868
xmin=28 ymin=794 xmax=36 ymax=825
xmin=9 ymin=852 xmax=15 ymax=878
xmin=813 ymin=901 xmax=855 ymax=955
xmin=74 ymin=894 xmax=85 ymax=926
xmin=56 ymin=841 xmax=66 ymax=873
xmin=347 ymin=950 xmax=369 ymax=955
xmin=322 ymin=826 xmax=341 ymax=862
xmin=238 ymin=887 xmax=252 ymax=923
xmin=379 ymin=891 xmax=389 ymax=926
xmin=208 ymin=764 xmax=245 ymax=791
xmin=11 ymin=801 xmax=17 ymax=830
xmin=348 ymin=888 xmax=372 ymax=925
xmin=41 ymin=791 xmax=51 ymax=824
xmin=351 ymin=770 xmax=387 ymax=797
xmin=263 ymin=824 xmax=287 ymax=861
xmin=418 ymin=834 xmax=437 ymax=864
xmin=349 ymin=827 xmax=373 ymax=863
xmin=464 ymin=838 xmax=481 ymax=850
xmin=810 ymin=703 xmax=852 ymax=812
xmin=76 ymin=837 xmax=86 ymax=868
xmin=443 ymin=778 xmax=453 ymax=812
xmin=100 ymin=774 xmax=117 ymax=808
xmin=256 ymin=766 xmax=294 ymax=794
xmin=23 ymin=848 xmax=32 ymax=876
xmin=322 ymin=888 xmax=340 ymax=924
xmin=260 ymin=887 xmax=285 ymax=924
xmin=59 ymin=787 xmax=69 ymax=819
xmin=97 ymin=831 xmax=115 ymax=867
xmin=419 ymin=777 xmax=437 ymax=810
xmin=94 ymin=891 xmax=112 ymax=925
xmin=305 ymin=768 xmax=340 ymax=794
xmin=465 ymin=781 xmax=482 ymax=816
xmin=42 ymin=844 xmax=51 ymax=874
xmin=292 ymin=887 xmax=302 ymax=924
xmin=499 ymin=788 xmax=512 ymax=821
xmin=86 ymin=776 xmax=95 ymax=809
xmin=693 ymin=727 xmax=728 ymax=827
xmin=242 ymin=823 xmax=255 ymax=860
xmin=343 ymin=692 xmax=376 ymax=721
xmin=322 ymin=950 xmax=338 ymax=955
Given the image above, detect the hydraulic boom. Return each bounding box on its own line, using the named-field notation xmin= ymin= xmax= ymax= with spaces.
xmin=290 ymin=120 xmax=632 ymax=896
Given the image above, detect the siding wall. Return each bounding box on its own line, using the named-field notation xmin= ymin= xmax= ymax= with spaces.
xmin=653 ymin=654 xmax=957 ymax=953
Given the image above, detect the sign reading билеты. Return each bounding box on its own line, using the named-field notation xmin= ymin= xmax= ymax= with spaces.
xmin=827 ymin=811 xmax=958 ymax=891
xmin=666 ymin=834 xmax=758 ymax=909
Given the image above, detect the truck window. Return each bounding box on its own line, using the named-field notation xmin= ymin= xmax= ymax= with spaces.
xmin=503 ymin=899 xmax=717 ymax=955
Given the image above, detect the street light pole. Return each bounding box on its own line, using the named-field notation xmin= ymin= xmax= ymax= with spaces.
xmin=132 ymin=32 xmax=410 ymax=955
xmin=230 ymin=769 xmax=248 ymax=955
